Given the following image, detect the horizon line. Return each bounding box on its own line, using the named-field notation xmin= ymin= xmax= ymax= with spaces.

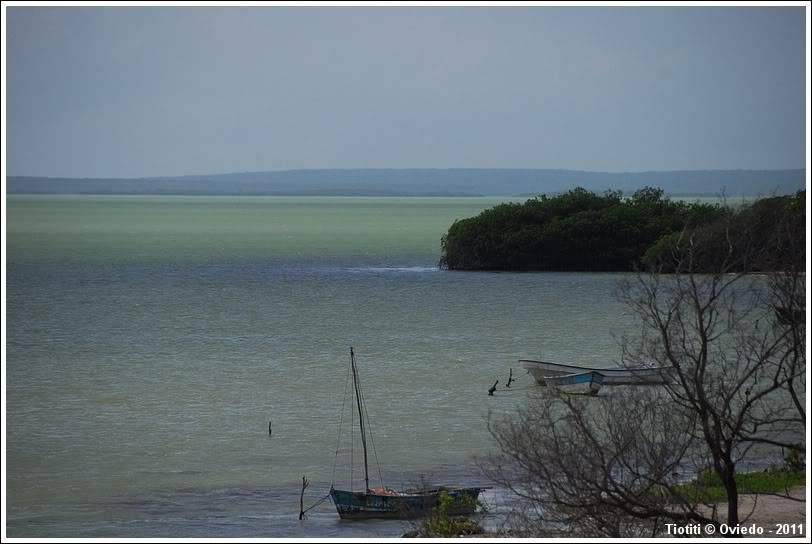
xmin=8 ymin=166 xmax=807 ymax=180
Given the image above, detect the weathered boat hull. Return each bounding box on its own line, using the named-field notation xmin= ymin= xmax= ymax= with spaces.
xmin=520 ymin=359 xmax=674 ymax=386
xmin=330 ymin=349 xmax=486 ymax=521
xmin=330 ymin=487 xmax=484 ymax=520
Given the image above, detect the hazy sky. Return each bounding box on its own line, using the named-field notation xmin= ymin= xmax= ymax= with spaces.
xmin=5 ymin=6 xmax=807 ymax=178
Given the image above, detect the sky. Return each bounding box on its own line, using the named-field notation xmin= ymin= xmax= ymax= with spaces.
xmin=4 ymin=5 xmax=808 ymax=178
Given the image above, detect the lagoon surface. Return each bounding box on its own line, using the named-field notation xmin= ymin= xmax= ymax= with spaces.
xmin=7 ymin=195 xmax=653 ymax=537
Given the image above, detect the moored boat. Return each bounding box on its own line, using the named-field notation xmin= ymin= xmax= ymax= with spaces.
xmin=542 ymin=370 xmax=603 ymax=395
xmin=329 ymin=348 xmax=486 ymax=520
xmin=330 ymin=485 xmax=484 ymax=520
xmin=520 ymin=359 xmax=674 ymax=386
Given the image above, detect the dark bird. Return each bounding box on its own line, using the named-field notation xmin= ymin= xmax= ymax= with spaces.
xmin=488 ymin=380 xmax=499 ymax=396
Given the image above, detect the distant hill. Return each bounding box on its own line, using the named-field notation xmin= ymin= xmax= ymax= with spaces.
xmin=6 ymin=168 xmax=805 ymax=197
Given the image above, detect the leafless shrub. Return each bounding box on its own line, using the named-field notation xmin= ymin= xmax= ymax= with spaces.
xmin=486 ymin=196 xmax=805 ymax=535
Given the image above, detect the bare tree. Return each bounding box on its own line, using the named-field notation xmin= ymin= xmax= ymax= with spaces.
xmin=486 ymin=388 xmax=723 ymax=537
xmin=763 ymin=192 xmax=806 ymax=427
xmin=486 ymin=194 xmax=805 ymax=535
xmin=618 ymin=274 xmax=803 ymax=525
xmin=617 ymin=196 xmax=805 ymax=525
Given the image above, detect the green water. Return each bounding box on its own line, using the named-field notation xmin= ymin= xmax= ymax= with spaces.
xmin=6 ymin=195 xmax=645 ymax=537
xmin=8 ymin=195 xmax=528 ymax=265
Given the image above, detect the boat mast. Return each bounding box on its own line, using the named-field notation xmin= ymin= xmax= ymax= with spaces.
xmin=350 ymin=347 xmax=370 ymax=492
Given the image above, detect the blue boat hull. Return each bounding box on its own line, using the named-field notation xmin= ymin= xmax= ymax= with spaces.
xmin=544 ymin=371 xmax=604 ymax=395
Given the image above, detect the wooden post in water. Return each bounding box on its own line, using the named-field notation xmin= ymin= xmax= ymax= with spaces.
xmin=299 ymin=475 xmax=310 ymax=520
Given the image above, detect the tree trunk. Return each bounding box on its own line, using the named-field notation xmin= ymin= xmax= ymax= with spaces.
xmin=722 ymin=467 xmax=739 ymax=527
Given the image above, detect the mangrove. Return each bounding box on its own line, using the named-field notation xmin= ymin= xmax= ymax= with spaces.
xmin=439 ymin=187 xmax=804 ymax=272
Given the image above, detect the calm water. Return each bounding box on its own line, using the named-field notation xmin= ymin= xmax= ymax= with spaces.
xmin=7 ymin=195 xmax=648 ymax=537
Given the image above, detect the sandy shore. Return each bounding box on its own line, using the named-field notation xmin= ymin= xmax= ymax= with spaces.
xmin=739 ymin=486 xmax=806 ymax=525
xmin=464 ymin=487 xmax=808 ymax=538
xmin=699 ymin=486 xmax=806 ymax=538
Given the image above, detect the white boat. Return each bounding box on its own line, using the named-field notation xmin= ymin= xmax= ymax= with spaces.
xmin=520 ymin=359 xmax=674 ymax=386
xmin=543 ymin=371 xmax=603 ymax=395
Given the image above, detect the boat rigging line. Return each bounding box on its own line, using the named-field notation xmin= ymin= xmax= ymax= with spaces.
xmin=301 ymin=347 xmax=387 ymax=519
xmin=348 ymin=347 xmax=386 ymax=491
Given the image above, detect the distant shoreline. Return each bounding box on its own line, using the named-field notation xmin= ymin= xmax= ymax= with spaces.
xmin=5 ymin=191 xmax=489 ymax=198
xmin=0 ymin=191 xmax=781 ymax=199
xmin=7 ymin=168 xmax=805 ymax=197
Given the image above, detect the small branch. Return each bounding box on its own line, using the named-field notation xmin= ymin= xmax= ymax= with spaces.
xmin=299 ymin=475 xmax=310 ymax=520
xmin=489 ymin=380 xmax=499 ymax=396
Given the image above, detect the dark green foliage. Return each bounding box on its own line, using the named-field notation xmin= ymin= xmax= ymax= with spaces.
xmin=674 ymin=468 xmax=806 ymax=503
xmin=784 ymin=448 xmax=805 ymax=472
xmin=439 ymin=186 xmax=724 ymax=271
xmin=418 ymin=491 xmax=483 ymax=537
xmin=642 ymin=191 xmax=805 ymax=273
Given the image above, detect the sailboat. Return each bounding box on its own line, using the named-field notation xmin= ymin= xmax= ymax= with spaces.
xmin=328 ymin=348 xmax=486 ymax=520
